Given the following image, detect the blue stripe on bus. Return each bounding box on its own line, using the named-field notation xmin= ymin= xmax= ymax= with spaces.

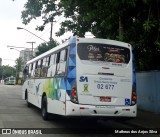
xmin=66 ymin=37 xmax=77 ymax=96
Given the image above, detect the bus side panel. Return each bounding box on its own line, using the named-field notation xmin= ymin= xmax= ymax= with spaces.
xmin=23 ymin=77 xmax=67 ymax=115
xmin=47 ymin=98 xmax=66 ymax=115
xmin=26 ymin=79 xmax=40 ymax=107
xmin=47 ymin=38 xmax=77 ymax=116
xmin=42 ymin=78 xmax=66 ymax=116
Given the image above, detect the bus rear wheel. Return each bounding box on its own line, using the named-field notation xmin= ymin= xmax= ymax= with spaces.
xmin=41 ymin=96 xmax=48 ymax=120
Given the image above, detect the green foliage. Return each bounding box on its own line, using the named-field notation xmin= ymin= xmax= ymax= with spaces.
xmin=21 ymin=0 xmax=60 ymax=26
xmin=15 ymin=57 xmax=24 ymax=82
xmin=0 ymin=66 xmax=16 ymax=80
xmin=35 ymin=39 xmax=59 ymax=56
xmin=143 ymin=20 xmax=156 ymax=32
xmin=20 ymin=0 xmax=160 ymax=71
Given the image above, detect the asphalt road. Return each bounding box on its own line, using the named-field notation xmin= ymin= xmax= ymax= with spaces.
xmin=0 ymin=84 xmax=158 ymax=137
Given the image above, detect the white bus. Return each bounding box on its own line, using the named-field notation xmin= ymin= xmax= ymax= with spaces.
xmin=4 ymin=76 xmax=16 ymax=85
xmin=22 ymin=36 xmax=137 ymax=120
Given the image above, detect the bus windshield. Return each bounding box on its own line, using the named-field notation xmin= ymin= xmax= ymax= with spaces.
xmin=77 ymin=43 xmax=130 ymax=66
xmin=10 ymin=77 xmax=15 ymax=80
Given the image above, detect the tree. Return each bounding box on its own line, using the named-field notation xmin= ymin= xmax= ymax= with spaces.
xmin=20 ymin=0 xmax=160 ymax=71
xmin=15 ymin=57 xmax=24 ymax=83
xmin=20 ymin=0 xmax=136 ymax=38
xmin=21 ymin=0 xmax=62 ymax=31
xmin=35 ymin=39 xmax=59 ymax=56
xmin=0 ymin=66 xmax=16 ymax=80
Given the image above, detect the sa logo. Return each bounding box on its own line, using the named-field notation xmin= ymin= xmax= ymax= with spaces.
xmin=79 ymin=76 xmax=88 ymax=82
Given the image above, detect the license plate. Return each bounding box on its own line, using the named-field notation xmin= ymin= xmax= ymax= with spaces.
xmin=100 ymin=97 xmax=111 ymax=102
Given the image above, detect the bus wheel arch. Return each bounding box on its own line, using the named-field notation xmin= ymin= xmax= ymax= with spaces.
xmin=41 ymin=93 xmax=48 ymax=120
xmin=25 ymin=89 xmax=31 ymax=107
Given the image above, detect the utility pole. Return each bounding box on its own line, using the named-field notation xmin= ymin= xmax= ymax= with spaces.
xmin=26 ymin=42 xmax=35 ymax=58
xmin=50 ymin=20 xmax=56 ymax=43
xmin=50 ymin=21 xmax=53 ymax=42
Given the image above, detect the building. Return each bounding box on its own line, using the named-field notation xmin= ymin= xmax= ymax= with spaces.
xmin=19 ymin=48 xmax=33 ymax=65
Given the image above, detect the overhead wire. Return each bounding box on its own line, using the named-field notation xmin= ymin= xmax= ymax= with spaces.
xmin=22 ymin=15 xmax=65 ymax=49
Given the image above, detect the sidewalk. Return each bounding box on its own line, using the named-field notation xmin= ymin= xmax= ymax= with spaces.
xmin=126 ymin=109 xmax=160 ymax=128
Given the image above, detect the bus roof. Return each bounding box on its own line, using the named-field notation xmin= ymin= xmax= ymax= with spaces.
xmin=26 ymin=37 xmax=130 ymax=65
xmin=26 ymin=37 xmax=74 ymax=65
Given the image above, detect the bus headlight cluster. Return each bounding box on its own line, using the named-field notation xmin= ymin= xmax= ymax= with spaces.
xmin=131 ymin=88 xmax=137 ymax=106
xmin=70 ymin=84 xmax=79 ymax=104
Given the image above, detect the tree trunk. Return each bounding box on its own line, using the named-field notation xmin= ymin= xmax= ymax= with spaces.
xmin=119 ymin=16 xmax=124 ymax=41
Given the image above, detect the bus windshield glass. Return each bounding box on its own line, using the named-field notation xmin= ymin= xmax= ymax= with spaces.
xmin=10 ymin=77 xmax=15 ymax=80
xmin=77 ymin=43 xmax=130 ymax=66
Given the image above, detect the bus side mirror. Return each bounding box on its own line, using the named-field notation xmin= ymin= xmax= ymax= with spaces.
xmin=23 ymin=68 xmax=28 ymax=75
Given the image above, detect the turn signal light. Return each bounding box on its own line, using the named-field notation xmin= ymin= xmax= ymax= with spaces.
xmin=70 ymin=84 xmax=79 ymax=104
xmin=131 ymin=90 xmax=137 ymax=106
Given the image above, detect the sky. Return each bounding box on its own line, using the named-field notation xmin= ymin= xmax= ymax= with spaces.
xmin=0 ymin=0 xmax=73 ymax=67
xmin=0 ymin=0 xmax=94 ymax=67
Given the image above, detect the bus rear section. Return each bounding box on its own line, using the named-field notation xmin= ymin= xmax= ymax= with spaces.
xmin=66 ymin=38 xmax=137 ymax=118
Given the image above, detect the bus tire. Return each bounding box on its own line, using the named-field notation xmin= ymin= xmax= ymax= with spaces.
xmin=26 ymin=91 xmax=31 ymax=107
xmin=41 ymin=96 xmax=48 ymax=120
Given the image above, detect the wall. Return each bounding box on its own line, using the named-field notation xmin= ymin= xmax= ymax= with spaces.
xmin=136 ymin=71 xmax=160 ymax=113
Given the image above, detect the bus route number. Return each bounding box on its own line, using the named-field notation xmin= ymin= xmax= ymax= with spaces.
xmin=97 ymin=84 xmax=114 ymax=90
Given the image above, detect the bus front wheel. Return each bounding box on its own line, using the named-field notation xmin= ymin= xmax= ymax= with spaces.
xmin=26 ymin=91 xmax=31 ymax=107
xmin=41 ymin=96 xmax=48 ymax=120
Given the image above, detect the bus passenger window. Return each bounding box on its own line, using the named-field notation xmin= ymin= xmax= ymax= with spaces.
xmin=56 ymin=52 xmax=60 ymax=64
xmin=47 ymin=56 xmax=51 ymax=66
xmin=60 ymin=49 xmax=67 ymax=62
xmin=50 ymin=54 xmax=56 ymax=66
xmin=38 ymin=60 xmax=42 ymax=68
xmin=41 ymin=58 xmax=48 ymax=77
xmin=31 ymin=62 xmax=36 ymax=78
xmin=42 ymin=58 xmax=46 ymax=68
xmin=55 ymin=49 xmax=68 ymax=76
xmin=28 ymin=63 xmax=33 ymax=78
xmin=47 ymin=54 xmax=57 ymax=77
xmin=35 ymin=60 xmax=42 ymax=77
